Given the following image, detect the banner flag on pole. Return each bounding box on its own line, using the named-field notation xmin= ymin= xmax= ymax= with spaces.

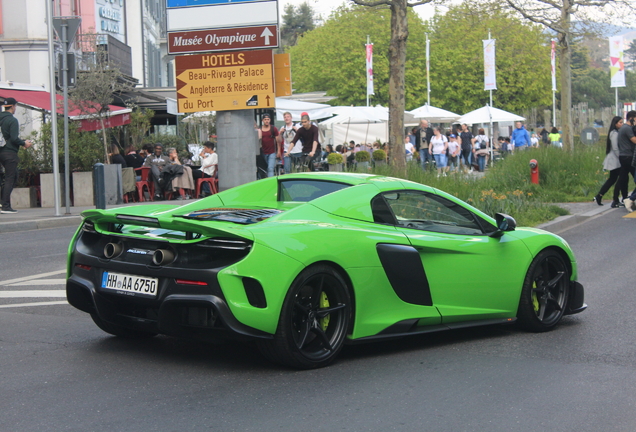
xmin=366 ymin=43 xmax=374 ymax=96
xmin=609 ymin=36 xmax=626 ymax=88
xmin=483 ymin=39 xmax=496 ymax=90
xmin=551 ymin=40 xmax=557 ymax=91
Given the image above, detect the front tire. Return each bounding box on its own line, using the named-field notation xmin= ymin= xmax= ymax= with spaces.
xmin=517 ymin=250 xmax=569 ymax=332
xmin=90 ymin=313 xmax=158 ymax=339
xmin=258 ymin=265 xmax=352 ymax=369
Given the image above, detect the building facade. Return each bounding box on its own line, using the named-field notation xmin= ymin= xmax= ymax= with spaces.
xmin=0 ymin=0 xmax=173 ymax=92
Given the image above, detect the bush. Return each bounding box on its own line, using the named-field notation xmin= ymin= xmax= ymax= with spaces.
xmin=355 ymin=150 xmax=371 ymax=162
xmin=327 ymin=152 xmax=344 ymax=164
xmin=23 ymin=121 xmax=104 ymax=174
xmin=373 ymin=149 xmax=386 ymax=161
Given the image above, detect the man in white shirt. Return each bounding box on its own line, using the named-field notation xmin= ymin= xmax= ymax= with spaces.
xmin=277 ymin=111 xmax=298 ymax=174
xmin=192 ymin=141 xmax=218 ymax=196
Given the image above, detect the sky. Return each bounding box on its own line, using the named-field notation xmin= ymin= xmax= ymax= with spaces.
xmin=279 ymin=0 xmax=438 ymax=23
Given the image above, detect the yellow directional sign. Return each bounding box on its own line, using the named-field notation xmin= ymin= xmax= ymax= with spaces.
xmin=175 ymin=50 xmax=276 ymax=113
xmin=274 ymin=53 xmax=292 ymax=97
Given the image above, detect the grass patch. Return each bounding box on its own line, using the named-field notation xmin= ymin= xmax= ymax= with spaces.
xmin=367 ymin=140 xmax=605 ymax=227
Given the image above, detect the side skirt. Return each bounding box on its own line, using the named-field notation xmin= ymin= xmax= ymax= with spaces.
xmin=347 ymin=317 xmax=517 ymax=344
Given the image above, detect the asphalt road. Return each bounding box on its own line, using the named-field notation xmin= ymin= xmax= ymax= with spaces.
xmin=1 ymin=212 xmax=635 ymax=432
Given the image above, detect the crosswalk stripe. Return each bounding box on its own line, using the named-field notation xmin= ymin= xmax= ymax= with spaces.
xmin=0 ymin=290 xmax=66 ymax=298
xmin=0 ymin=269 xmax=66 ymax=286
xmin=8 ymin=279 xmax=66 ymax=286
xmin=0 ymin=301 xmax=68 ymax=309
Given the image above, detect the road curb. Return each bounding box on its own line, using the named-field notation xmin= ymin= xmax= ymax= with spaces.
xmin=537 ymin=204 xmax=614 ymax=233
xmin=0 ymin=216 xmax=82 ymax=233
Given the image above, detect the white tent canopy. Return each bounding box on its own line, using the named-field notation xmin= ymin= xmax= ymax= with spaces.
xmin=275 ymin=98 xmax=334 ymax=121
xmin=409 ymin=104 xmax=460 ymax=122
xmin=457 ymin=105 xmax=525 ymax=125
xmin=329 ymin=105 xmax=389 ymax=121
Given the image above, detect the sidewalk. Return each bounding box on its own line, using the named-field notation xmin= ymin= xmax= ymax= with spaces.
xmin=0 ymin=198 xmax=195 ymax=233
xmin=0 ymin=197 xmax=618 ymax=234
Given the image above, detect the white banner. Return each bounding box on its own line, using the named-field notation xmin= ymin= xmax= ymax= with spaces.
xmin=551 ymin=40 xmax=557 ymax=91
xmin=609 ymin=36 xmax=626 ymax=88
xmin=366 ymin=43 xmax=374 ymax=96
xmin=483 ymin=39 xmax=496 ymax=90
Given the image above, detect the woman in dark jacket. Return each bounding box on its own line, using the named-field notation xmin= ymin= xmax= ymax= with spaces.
xmin=593 ymin=116 xmax=623 ymax=206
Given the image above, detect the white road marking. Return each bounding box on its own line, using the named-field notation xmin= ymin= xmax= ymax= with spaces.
xmin=8 ymin=279 xmax=66 ymax=286
xmin=0 ymin=290 xmax=66 ymax=298
xmin=0 ymin=301 xmax=68 ymax=309
xmin=0 ymin=269 xmax=66 ymax=286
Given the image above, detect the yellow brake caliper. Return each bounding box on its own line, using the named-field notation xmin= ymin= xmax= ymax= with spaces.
xmin=320 ymin=291 xmax=330 ymax=331
xmin=532 ymin=281 xmax=540 ymax=312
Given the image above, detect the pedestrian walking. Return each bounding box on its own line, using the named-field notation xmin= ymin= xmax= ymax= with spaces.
xmin=615 ymin=111 xmax=636 ymax=210
xmin=593 ymin=116 xmax=623 ymax=207
xmin=0 ymin=97 xmax=33 ymax=213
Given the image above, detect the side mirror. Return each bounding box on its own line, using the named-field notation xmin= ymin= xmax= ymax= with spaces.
xmin=490 ymin=213 xmax=517 ymax=237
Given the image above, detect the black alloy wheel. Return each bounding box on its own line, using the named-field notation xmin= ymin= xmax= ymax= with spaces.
xmin=517 ymin=249 xmax=569 ymax=332
xmin=258 ymin=265 xmax=351 ymax=369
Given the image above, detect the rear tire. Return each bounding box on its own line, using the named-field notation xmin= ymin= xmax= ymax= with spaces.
xmin=258 ymin=265 xmax=351 ymax=369
xmin=517 ymin=250 xmax=569 ymax=332
xmin=90 ymin=313 xmax=158 ymax=339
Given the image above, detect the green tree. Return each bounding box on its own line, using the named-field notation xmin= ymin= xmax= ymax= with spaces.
xmin=504 ymin=0 xmax=635 ymax=152
xmin=428 ymin=2 xmax=552 ymax=114
xmin=625 ymin=40 xmax=636 ymax=70
xmin=281 ymin=2 xmax=317 ymax=48
xmin=350 ymin=0 xmax=435 ymax=171
xmin=128 ymin=108 xmax=155 ymax=150
xmin=69 ymin=33 xmax=135 ymax=163
xmin=289 ymin=5 xmax=429 ymax=108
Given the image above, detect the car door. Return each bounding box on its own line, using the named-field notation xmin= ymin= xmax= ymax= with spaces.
xmin=375 ymin=190 xmax=531 ymax=323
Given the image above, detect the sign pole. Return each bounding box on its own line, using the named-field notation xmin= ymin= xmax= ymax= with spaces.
xmin=61 ymin=22 xmax=71 ymax=214
xmin=46 ymin=0 xmax=61 ymax=216
xmin=426 ymin=33 xmax=430 ymax=106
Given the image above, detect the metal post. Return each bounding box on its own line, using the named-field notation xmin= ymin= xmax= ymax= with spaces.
xmin=366 ymin=35 xmax=370 ymax=107
xmin=615 ymin=88 xmax=619 ymax=116
xmin=62 ymin=23 xmax=71 ymax=214
xmin=46 ymin=0 xmax=61 ymax=216
xmin=426 ymin=34 xmax=430 ymax=106
xmin=93 ymin=163 xmax=106 ymax=209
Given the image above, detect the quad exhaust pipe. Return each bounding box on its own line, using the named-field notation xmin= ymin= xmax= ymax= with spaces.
xmin=103 ymin=242 xmax=123 ymax=259
xmin=152 ymin=249 xmax=174 ymax=266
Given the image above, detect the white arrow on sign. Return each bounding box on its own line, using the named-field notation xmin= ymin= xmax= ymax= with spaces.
xmin=260 ymin=27 xmax=274 ymax=45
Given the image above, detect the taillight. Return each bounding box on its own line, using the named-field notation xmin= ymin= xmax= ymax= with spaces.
xmin=175 ymin=279 xmax=208 ymax=286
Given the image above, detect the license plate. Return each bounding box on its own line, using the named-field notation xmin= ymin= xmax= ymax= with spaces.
xmin=101 ymin=271 xmax=158 ymax=297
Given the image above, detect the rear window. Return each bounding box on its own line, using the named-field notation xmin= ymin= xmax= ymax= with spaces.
xmin=279 ymin=180 xmax=351 ymax=202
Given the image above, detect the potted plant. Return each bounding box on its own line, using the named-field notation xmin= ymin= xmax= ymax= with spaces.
xmin=373 ymin=149 xmax=387 ymax=167
xmin=355 ymin=150 xmax=371 ymax=171
xmin=327 ymin=152 xmax=344 ymax=172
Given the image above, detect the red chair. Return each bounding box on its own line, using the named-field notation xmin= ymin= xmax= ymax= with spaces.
xmin=135 ymin=167 xmax=153 ymax=202
xmin=195 ymin=164 xmax=218 ymax=198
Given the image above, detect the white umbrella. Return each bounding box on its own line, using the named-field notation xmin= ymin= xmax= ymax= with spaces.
xmin=320 ymin=114 xmax=385 ymax=143
xmin=409 ymin=104 xmax=460 ymax=122
xmin=330 ymin=105 xmax=389 ymax=121
xmin=275 ymin=98 xmax=333 ymax=121
xmin=457 ymin=105 xmax=525 ymax=125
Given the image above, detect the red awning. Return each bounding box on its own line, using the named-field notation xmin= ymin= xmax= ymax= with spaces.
xmin=0 ymin=88 xmax=131 ymax=131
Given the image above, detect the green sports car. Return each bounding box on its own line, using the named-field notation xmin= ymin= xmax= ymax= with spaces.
xmin=66 ymin=172 xmax=586 ymax=369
